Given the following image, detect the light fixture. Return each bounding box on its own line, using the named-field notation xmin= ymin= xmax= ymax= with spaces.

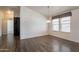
xmin=6 ymin=9 xmax=14 ymax=18
xmin=46 ymin=20 xmax=51 ymax=23
xmin=46 ymin=6 xmax=51 ymax=23
xmin=6 ymin=10 xmax=12 ymax=14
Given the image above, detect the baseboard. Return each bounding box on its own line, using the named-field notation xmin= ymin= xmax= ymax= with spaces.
xmin=20 ymin=34 xmax=48 ymax=40
xmin=50 ymin=34 xmax=79 ymax=44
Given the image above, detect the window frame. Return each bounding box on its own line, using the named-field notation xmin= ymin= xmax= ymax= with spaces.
xmin=52 ymin=16 xmax=71 ymax=33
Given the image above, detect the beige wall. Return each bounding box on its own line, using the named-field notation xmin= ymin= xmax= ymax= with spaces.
xmin=49 ymin=8 xmax=79 ymax=43
xmin=0 ymin=11 xmax=3 ymax=36
xmin=1 ymin=10 xmax=14 ymax=35
xmin=2 ymin=12 xmax=7 ymax=35
xmin=0 ymin=17 xmax=2 ymax=36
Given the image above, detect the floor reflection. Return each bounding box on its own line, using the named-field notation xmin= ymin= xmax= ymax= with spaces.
xmin=52 ymin=40 xmax=61 ymax=52
xmin=0 ymin=34 xmax=20 ymax=52
xmin=52 ymin=39 xmax=71 ymax=52
xmin=20 ymin=35 xmax=79 ymax=52
xmin=0 ymin=35 xmax=79 ymax=52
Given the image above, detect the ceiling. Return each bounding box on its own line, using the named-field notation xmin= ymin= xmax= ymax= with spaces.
xmin=27 ymin=6 xmax=79 ymax=17
xmin=0 ymin=6 xmax=20 ymax=17
xmin=0 ymin=6 xmax=79 ymax=17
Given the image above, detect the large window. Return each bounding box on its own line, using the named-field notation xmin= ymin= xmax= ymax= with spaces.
xmin=52 ymin=18 xmax=59 ymax=31
xmin=52 ymin=12 xmax=71 ymax=32
xmin=52 ymin=16 xmax=71 ymax=32
xmin=60 ymin=16 xmax=70 ymax=32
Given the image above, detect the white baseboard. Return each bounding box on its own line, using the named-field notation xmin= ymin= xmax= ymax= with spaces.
xmin=20 ymin=33 xmax=48 ymax=39
xmin=50 ymin=34 xmax=79 ymax=43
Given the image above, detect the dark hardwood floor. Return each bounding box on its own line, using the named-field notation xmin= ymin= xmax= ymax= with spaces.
xmin=0 ymin=35 xmax=79 ymax=52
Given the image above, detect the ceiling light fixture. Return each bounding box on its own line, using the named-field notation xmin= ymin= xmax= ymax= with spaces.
xmin=7 ymin=10 xmax=11 ymax=14
xmin=46 ymin=6 xmax=51 ymax=23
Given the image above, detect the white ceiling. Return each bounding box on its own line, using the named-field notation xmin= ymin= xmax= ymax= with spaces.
xmin=0 ymin=6 xmax=79 ymax=17
xmin=27 ymin=6 xmax=79 ymax=17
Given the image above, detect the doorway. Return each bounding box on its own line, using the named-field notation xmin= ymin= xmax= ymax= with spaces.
xmin=14 ymin=17 xmax=20 ymax=36
xmin=7 ymin=18 xmax=14 ymax=35
xmin=7 ymin=17 xmax=20 ymax=37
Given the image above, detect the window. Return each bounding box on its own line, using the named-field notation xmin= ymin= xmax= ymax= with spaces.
xmin=52 ymin=12 xmax=71 ymax=32
xmin=52 ymin=18 xmax=59 ymax=31
xmin=52 ymin=16 xmax=71 ymax=32
xmin=60 ymin=16 xmax=70 ymax=32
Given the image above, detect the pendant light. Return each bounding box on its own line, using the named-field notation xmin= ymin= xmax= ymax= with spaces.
xmin=46 ymin=6 xmax=51 ymax=23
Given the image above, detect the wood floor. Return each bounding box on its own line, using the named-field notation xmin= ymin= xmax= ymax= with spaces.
xmin=0 ymin=35 xmax=79 ymax=52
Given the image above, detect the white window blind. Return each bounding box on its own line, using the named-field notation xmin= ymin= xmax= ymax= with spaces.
xmin=60 ymin=16 xmax=70 ymax=32
xmin=52 ymin=18 xmax=59 ymax=31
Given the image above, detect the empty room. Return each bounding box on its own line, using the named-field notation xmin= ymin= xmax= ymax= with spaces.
xmin=0 ymin=6 xmax=79 ymax=52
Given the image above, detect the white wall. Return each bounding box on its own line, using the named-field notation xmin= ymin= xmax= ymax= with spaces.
xmin=50 ymin=8 xmax=79 ymax=43
xmin=20 ymin=7 xmax=47 ymax=39
xmin=70 ymin=9 xmax=79 ymax=43
xmin=7 ymin=19 xmax=14 ymax=34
